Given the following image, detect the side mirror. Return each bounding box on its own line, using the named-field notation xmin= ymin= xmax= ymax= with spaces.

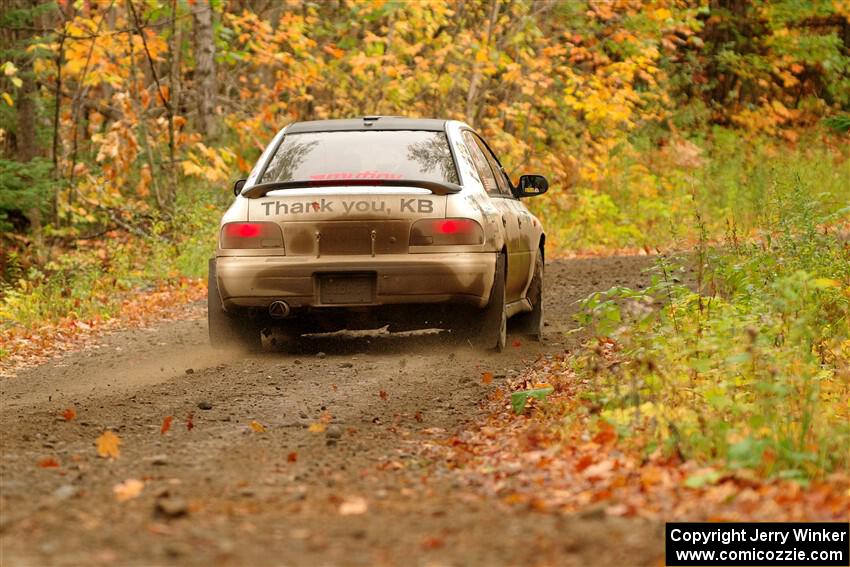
xmin=233 ymin=179 xmax=247 ymax=196
xmin=515 ymin=174 xmax=548 ymax=198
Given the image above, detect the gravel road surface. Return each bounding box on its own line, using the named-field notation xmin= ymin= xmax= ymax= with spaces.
xmin=1 ymin=256 xmax=660 ymax=566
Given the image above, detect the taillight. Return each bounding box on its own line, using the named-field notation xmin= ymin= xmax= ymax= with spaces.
xmin=409 ymin=218 xmax=484 ymax=246
xmin=220 ymin=222 xmax=284 ymax=249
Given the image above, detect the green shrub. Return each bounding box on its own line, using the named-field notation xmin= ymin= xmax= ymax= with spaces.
xmin=0 ymin=157 xmax=53 ymax=231
xmin=577 ymin=179 xmax=850 ymax=480
xmin=0 ymin=181 xmax=226 ymax=337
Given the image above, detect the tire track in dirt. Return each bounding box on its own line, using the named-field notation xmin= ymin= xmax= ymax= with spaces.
xmin=1 ymin=256 xmax=658 ymax=566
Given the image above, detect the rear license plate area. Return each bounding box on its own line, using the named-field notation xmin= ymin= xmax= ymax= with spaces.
xmin=318 ymin=273 xmax=376 ymax=304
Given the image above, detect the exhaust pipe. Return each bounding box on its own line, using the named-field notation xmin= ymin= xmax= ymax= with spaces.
xmin=268 ymin=300 xmax=291 ymax=319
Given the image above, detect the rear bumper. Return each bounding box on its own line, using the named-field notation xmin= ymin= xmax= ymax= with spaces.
xmin=216 ymin=252 xmax=496 ymax=311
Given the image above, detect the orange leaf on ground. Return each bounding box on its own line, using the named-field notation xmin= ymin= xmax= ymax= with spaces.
xmin=593 ymin=423 xmax=617 ymax=445
xmin=186 ymin=412 xmax=194 ymax=431
xmin=575 ymin=454 xmax=595 ymax=472
xmin=287 ymin=452 xmax=298 ymax=463
xmin=113 ymin=479 xmax=144 ymax=502
xmin=379 ymin=390 xmax=388 ymax=400
xmin=160 ymin=416 xmax=173 ymax=435
xmin=38 ymin=457 xmax=60 ymax=468
xmin=512 ymin=339 xmax=522 ymax=348
xmin=421 ymin=536 xmax=445 ymax=550
xmin=61 ymin=408 xmax=76 ymax=421
xmin=640 ymin=466 xmax=665 ymax=488
xmin=250 ymin=420 xmax=266 ymax=433
xmin=583 ymin=459 xmax=616 ymax=480
xmin=338 ymin=496 xmax=368 ymax=515
xmin=308 ymin=422 xmax=327 ymax=433
xmin=482 ymin=372 xmax=493 ymax=385
xmin=96 ymin=430 xmax=121 ymax=459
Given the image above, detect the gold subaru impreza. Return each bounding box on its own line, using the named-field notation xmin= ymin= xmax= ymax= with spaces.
xmin=209 ymin=116 xmax=548 ymax=351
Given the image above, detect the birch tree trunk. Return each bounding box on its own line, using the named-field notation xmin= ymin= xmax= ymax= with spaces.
xmin=192 ymin=0 xmax=217 ymax=139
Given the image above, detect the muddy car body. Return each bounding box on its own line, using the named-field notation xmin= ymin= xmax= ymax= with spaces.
xmin=209 ymin=117 xmax=548 ymax=350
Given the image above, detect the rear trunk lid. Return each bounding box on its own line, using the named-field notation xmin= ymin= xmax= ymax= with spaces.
xmin=247 ymin=188 xmax=447 ymax=256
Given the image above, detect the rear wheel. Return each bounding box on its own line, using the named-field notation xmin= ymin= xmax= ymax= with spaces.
xmin=512 ymin=251 xmax=544 ymax=341
xmin=207 ymin=259 xmax=261 ymax=350
xmin=474 ymin=253 xmax=507 ymax=351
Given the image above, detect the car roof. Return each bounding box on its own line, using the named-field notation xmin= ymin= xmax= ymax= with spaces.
xmin=286 ymin=116 xmax=447 ymax=133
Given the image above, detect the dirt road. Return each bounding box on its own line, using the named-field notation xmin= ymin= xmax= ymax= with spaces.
xmin=1 ymin=256 xmax=659 ymax=566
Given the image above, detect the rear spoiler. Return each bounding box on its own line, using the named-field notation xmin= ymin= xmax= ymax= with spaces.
xmin=241 ymin=179 xmax=462 ymax=198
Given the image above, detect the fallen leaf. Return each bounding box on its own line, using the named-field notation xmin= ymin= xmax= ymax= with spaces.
xmin=186 ymin=412 xmax=194 ymax=431
xmin=96 ymin=430 xmax=121 ymax=459
xmin=160 ymin=416 xmax=173 ymax=435
xmin=512 ymin=339 xmax=522 ymax=348
xmin=61 ymin=408 xmax=76 ymax=421
xmin=287 ymin=452 xmax=298 ymax=463
xmin=319 ymin=411 xmax=333 ymax=424
xmin=575 ymin=454 xmax=595 ymax=472
xmin=482 ymin=372 xmax=494 ymax=385
xmin=421 ymin=536 xmax=445 ymax=550
xmin=684 ymin=470 xmax=722 ymax=489
xmin=338 ymin=495 xmax=368 ymax=515
xmin=379 ymin=390 xmax=388 ymax=401
xmin=113 ymin=479 xmax=144 ymax=502
xmin=147 ymin=523 xmax=171 ymax=536
xmin=414 ymin=411 xmax=424 ymax=422
xmin=606 ymin=503 xmax=629 ymax=516
xmin=510 ymin=386 xmax=554 ymax=414
xmin=308 ymin=422 xmax=327 ymax=433
xmin=592 ymin=423 xmax=617 ymax=445
xmin=640 ymin=465 xmax=665 ymax=487
xmin=503 ymin=492 xmax=527 ymax=505
xmin=250 ymin=420 xmax=266 ymax=433
xmin=583 ymin=459 xmax=615 ymax=480
xmin=38 ymin=457 xmax=60 ymax=468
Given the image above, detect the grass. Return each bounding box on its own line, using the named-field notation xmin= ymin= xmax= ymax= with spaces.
xmin=532 ymin=127 xmax=850 ymax=255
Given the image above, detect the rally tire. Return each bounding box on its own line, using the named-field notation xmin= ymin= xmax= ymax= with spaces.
xmin=512 ymin=251 xmax=544 ymax=341
xmin=207 ymin=259 xmax=261 ymax=350
xmin=477 ymin=253 xmax=507 ymax=352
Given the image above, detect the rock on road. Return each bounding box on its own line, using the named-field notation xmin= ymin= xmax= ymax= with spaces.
xmin=1 ymin=257 xmax=660 ymax=566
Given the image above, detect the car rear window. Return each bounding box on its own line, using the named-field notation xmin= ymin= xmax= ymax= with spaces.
xmin=259 ymin=130 xmax=459 ymax=186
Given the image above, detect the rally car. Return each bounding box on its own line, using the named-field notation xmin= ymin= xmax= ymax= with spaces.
xmin=208 ymin=116 xmax=548 ymax=351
